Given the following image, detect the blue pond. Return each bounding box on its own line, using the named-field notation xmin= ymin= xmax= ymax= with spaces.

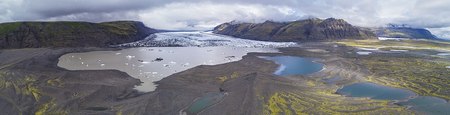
xmin=338 ymin=82 xmax=450 ymax=114
xmin=397 ymin=96 xmax=450 ymax=115
xmin=337 ymin=82 xmax=416 ymax=100
xmin=261 ymin=56 xmax=324 ymax=76
xmin=185 ymin=92 xmax=225 ymax=114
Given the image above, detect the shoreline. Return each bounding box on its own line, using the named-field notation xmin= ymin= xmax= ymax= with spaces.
xmin=1 ymin=41 xmax=446 ymax=114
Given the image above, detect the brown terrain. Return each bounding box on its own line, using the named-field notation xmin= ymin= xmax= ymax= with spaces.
xmin=0 ymin=42 xmax=419 ymax=114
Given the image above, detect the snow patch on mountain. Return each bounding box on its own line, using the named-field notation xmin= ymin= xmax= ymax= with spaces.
xmin=114 ymin=31 xmax=298 ymax=48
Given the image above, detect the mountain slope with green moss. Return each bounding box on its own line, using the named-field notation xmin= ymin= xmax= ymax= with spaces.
xmin=0 ymin=21 xmax=157 ymax=49
xmin=370 ymin=27 xmax=437 ymax=39
xmin=213 ymin=18 xmax=377 ymax=42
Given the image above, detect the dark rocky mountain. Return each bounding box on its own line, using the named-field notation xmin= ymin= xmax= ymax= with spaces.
xmin=0 ymin=21 xmax=157 ymax=49
xmin=370 ymin=26 xmax=437 ymax=39
xmin=213 ymin=18 xmax=377 ymax=41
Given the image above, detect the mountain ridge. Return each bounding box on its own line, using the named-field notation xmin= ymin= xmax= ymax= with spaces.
xmin=369 ymin=26 xmax=438 ymax=39
xmin=0 ymin=21 xmax=157 ymax=49
xmin=213 ymin=18 xmax=378 ymax=42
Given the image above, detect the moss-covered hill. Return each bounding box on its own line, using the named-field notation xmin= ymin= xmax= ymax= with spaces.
xmin=213 ymin=18 xmax=377 ymax=42
xmin=370 ymin=27 xmax=437 ymax=39
xmin=0 ymin=21 xmax=157 ymax=49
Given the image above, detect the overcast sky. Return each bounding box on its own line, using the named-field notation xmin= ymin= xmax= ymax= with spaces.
xmin=1 ymin=0 xmax=450 ymax=38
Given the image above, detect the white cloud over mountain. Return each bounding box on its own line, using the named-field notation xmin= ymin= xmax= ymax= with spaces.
xmin=1 ymin=0 xmax=450 ymax=33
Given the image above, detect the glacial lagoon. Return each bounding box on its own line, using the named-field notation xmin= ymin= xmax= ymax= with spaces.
xmin=260 ymin=56 xmax=324 ymax=76
xmin=58 ymin=47 xmax=278 ymax=92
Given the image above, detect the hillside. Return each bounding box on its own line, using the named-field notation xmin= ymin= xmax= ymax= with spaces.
xmin=370 ymin=27 xmax=437 ymax=39
xmin=0 ymin=21 xmax=157 ymax=49
xmin=213 ymin=18 xmax=377 ymax=41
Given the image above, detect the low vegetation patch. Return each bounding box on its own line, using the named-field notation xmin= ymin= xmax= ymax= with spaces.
xmin=337 ymin=39 xmax=450 ymax=51
xmin=263 ymin=91 xmax=410 ymax=115
xmin=362 ymin=57 xmax=450 ymax=100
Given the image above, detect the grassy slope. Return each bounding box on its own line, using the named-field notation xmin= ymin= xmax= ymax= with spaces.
xmin=337 ymin=40 xmax=450 ymax=100
xmin=263 ymin=87 xmax=410 ymax=115
xmin=0 ymin=21 xmax=153 ymax=48
xmin=263 ymin=40 xmax=449 ymax=114
xmin=0 ymin=22 xmax=21 ymax=35
xmin=0 ymin=21 xmax=140 ymax=35
xmin=375 ymin=27 xmax=437 ymax=39
xmin=363 ymin=57 xmax=450 ymax=100
xmin=214 ymin=18 xmax=376 ymax=41
xmin=336 ymin=39 xmax=450 ymax=51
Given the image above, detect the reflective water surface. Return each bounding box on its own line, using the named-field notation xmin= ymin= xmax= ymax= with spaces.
xmin=260 ymin=56 xmax=324 ymax=76
xmin=58 ymin=47 xmax=278 ymax=92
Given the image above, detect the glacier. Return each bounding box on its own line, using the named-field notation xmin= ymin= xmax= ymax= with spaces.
xmin=114 ymin=31 xmax=298 ymax=48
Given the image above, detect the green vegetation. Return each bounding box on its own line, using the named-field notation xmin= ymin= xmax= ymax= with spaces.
xmin=111 ymin=105 xmax=124 ymax=115
xmin=0 ymin=71 xmax=68 ymax=115
xmin=362 ymin=57 xmax=450 ymax=100
xmin=260 ymin=72 xmax=411 ymax=115
xmin=217 ymin=72 xmax=240 ymax=83
xmin=214 ymin=18 xmax=376 ymax=41
xmin=35 ymin=99 xmax=67 ymax=115
xmin=0 ymin=22 xmax=21 ymax=35
xmin=263 ymin=91 xmax=411 ymax=115
xmin=337 ymin=39 xmax=450 ymax=51
xmin=385 ymin=32 xmax=408 ymax=37
xmin=337 ymin=39 xmax=450 ymax=100
xmin=260 ymin=39 xmax=450 ymax=114
xmin=372 ymin=27 xmax=436 ymax=39
xmin=258 ymin=40 xmax=438 ymax=114
xmin=100 ymin=21 xmax=138 ymax=35
xmin=0 ymin=71 xmax=41 ymax=101
xmin=61 ymin=22 xmax=91 ymax=29
xmin=0 ymin=21 xmax=153 ymax=49
xmin=46 ymin=78 xmax=62 ymax=87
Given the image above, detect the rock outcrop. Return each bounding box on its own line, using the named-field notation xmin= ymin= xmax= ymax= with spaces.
xmin=0 ymin=21 xmax=157 ymax=49
xmin=213 ymin=18 xmax=377 ymax=41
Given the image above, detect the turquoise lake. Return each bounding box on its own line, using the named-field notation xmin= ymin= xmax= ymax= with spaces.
xmin=260 ymin=56 xmax=324 ymax=76
xmin=338 ymin=82 xmax=450 ymax=115
xmin=397 ymin=96 xmax=450 ymax=115
xmin=184 ymin=92 xmax=225 ymax=114
xmin=337 ymin=82 xmax=416 ymax=100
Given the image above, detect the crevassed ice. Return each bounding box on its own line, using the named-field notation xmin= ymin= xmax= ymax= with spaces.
xmin=115 ymin=31 xmax=298 ymax=48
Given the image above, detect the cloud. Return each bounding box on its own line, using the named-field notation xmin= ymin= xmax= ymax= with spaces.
xmin=1 ymin=0 xmax=450 ymax=31
xmin=0 ymin=0 xmax=163 ymax=22
xmin=138 ymin=2 xmax=304 ymax=30
xmin=45 ymin=11 xmax=140 ymax=23
xmin=0 ymin=0 xmax=22 ymax=21
xmin=427 ymin=27 xmax=450 ymax=40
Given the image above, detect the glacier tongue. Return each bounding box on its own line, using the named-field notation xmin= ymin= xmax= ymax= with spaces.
xmin=114 ymin=31 xmax=298 ymax=48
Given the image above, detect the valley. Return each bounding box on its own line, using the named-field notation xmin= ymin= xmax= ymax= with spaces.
xmin=2 ymin=0 xmax=450 ymax=114
xmin=1 ymin=31 xmax=448 ymax=114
